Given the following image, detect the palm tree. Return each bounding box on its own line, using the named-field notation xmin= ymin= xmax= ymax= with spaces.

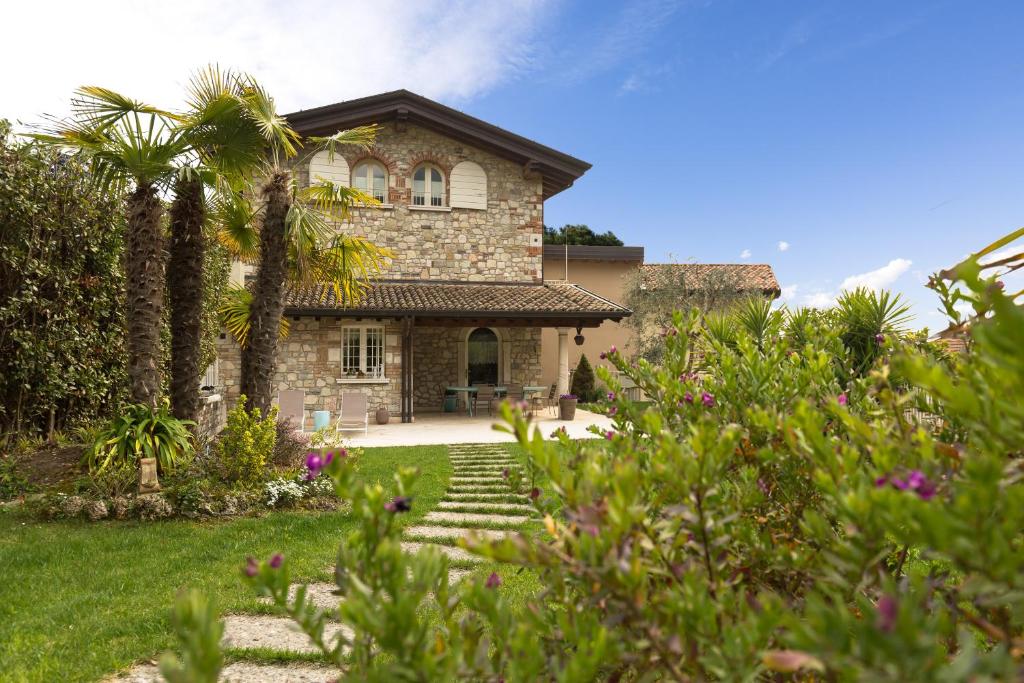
xmin=213 ymin=77 xmax=391 ymax=414
xmin=34 ymin=89 xmax=188 ymax=409
xmin=165 ymin=67 xmax=273 ymax=422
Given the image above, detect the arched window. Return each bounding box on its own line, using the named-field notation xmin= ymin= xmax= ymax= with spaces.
xmin=412 ymin=163 xmax=445 ymax=207
xmin=352 ymin=160 xmax=387 ymax=203
xmin=467 ymin=328 xmax=499 ymax=385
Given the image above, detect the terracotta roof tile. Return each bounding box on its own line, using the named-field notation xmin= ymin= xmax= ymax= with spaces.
xmin=284 ymin=280 xmax=631 ymax=319
xmin=639 ymin=264 xmax=780 ymax=296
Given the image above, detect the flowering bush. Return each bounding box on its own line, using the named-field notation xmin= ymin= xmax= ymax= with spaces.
xmin=172 ymin=229 xmax=1024 ymax=679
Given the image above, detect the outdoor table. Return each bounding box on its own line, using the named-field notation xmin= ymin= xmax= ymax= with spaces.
xmin=445 ymin=386 xmax=478 ymax=416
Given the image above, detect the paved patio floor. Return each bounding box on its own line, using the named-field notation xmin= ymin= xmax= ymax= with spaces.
xmin=338 ymin=408 xmax=612 ymax=447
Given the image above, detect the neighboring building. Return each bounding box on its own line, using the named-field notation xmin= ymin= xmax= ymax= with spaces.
xmin=539 ymin=252 xmax=781 ymax=387
xmin=216 ymin=91 xmax=631 ymax=424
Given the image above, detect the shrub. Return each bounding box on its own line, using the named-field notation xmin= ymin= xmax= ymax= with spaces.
xmin=85 ymin=401 xmax=194 ymax=475
xmin=271 ymin=419 xmax=309 ymax=469
xmin=214 ymin=396 xmax=277 ymax=485
xmin=174 ymin=229 xmax=1024 ymax=680
xmin=569 ymin=354 xmax=598 ymax=402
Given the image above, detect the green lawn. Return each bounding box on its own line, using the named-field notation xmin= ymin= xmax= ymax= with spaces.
xmin=0 ymin=445 xmax=450 ymax=683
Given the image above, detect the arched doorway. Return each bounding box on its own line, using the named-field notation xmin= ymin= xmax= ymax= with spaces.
xmin=467 ymin=328 xmax=499 ymax=385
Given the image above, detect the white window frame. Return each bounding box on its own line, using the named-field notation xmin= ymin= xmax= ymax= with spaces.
xmin=341 ymin=325 xmax=385 ymax=379
xmin=412 ymin=163 xmax=445 ymax=207
xmin=352 ymin=160 xmax=388 ymax=203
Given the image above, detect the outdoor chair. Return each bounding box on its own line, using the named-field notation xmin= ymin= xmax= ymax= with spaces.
xmin=475 ymin=384 xmax=496 ymax=415
xmin=335 ymin=392 xmax=369 ymax=436
xmin=533 ymin=383 xmax=557 ymax=416
xmin=504 ymin=383 xmax=524 ymax=403
xmin=277 ymin=390 xmax=305 ymax=431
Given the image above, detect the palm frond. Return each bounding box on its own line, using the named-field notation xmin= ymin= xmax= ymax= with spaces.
xmin=306 ymin=125 xmax=378 ymax=161
xmin=71 ymin=86 xmax=180 ymax=130
xmin=218 ymin=285 xmax=289 ymax=347
xmin=305 ymin=235 xmax=393 ymax=305
xmin=235 ymin=75 xmax=300 ymax=160
xmin=301 ymin=180 xmax=379 ymax=219
xmin=210 ymin=191 xmax=261 ymax=262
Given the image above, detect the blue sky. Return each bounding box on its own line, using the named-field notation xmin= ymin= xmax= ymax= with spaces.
xmin=465 ymin=0 xmax=1024 ymax=328
xmin=4 ymin=0 xmax=1022 ymax=329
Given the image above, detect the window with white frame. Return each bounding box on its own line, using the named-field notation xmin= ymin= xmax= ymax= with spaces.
xmin=412 ymin=163 xmax=444 ymax=206
xmin=341 ymin=325 xmax=385 ymax=379
xmin=352 ymin=160 xmax=387 ymax=202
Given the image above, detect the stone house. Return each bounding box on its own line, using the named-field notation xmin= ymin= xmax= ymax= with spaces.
xmin=216 ymin=90 xmax=630 ymax=425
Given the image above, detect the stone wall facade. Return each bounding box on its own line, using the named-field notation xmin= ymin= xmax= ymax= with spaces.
xmin=293 ymin=122 xmax=545 ymax=283
xmin=218 ymin=323 xmax=545 ymax=423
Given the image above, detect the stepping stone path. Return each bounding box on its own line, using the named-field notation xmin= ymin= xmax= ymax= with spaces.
xmin=115 ymin=444 xmax=529 ymax=681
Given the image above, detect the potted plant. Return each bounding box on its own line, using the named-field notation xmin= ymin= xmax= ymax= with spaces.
xmin=376 ymin=402 xmax=390 ymax=425
xmin=559 ymin=393 xmax=578 ymax=421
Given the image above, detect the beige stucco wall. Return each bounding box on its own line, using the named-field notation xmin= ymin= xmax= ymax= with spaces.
xmin=541 ymin=256 xmax=637 ymax=390
xmin=293 ymin=121 xmax=545 ymax=283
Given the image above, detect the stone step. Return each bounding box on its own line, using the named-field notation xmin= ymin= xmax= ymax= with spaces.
xmin=222 ymin=614 xmax=350 ymax=654
xmin=444 ymin=492 xmax=528 ymax=503
xmin=448 ymin=485 xmax=510 ymax=494
xmin=401 ymin=541 xmax=484 ymax=564
xmin=404 ymin=525 xmax=509 ymax=542
xmin=452 ymin=465 xmax=518 ymax=472
xmin=112 ymin=662 xmax=336 ymax=682
xmin=451 ymin=476 xmax=507 ymax=485
xmin=437 ymin=501 xmax=534 ymax=514
xmin=423 ymin=511 xmax=529 ymax=526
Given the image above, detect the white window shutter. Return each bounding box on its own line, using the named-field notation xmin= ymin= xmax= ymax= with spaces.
xmin=308 ymin=150 xmax=350 ymax=187
xmin=450 ymin=161 xmax=487 ymax=209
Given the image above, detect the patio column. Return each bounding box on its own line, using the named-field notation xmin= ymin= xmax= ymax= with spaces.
xmin=556 ymin=327 xmax=570 ymax=396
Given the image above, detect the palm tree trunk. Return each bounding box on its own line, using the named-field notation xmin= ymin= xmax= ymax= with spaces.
xmin=125 ymin=182 xmax=166 ymax=409
xmin=241 ymin=169 xmax=291 ymax=416
xmin=168 ymin=175 xmax=205 ymax=422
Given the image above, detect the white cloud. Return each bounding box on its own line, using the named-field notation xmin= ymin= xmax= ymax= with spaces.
xmin=777 ymin=240 xmax=790 ymax=252
xmin=2 ymin=0 xmax=553 ymax=125
xmin=804 ymin=292 xmax=835 ymax=308
xmin=740 ymin=249 xmax=752 ymax=259
xmin=839 ymin=258 xmax=913 ymax=292
xmin=780 ymin=284 xmax=799 ymax=301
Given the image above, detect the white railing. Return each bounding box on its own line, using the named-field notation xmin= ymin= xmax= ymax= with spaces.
xmin=412 ymin=191 xmax=444 ymax=207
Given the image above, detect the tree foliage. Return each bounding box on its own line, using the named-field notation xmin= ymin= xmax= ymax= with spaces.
xmin=569 ymin=354 xmax=599 ymax=402
xmin=542 ymin=224 xmax=624 ymax=246
xmin=0 ymin=121 xmax=128 ymax=437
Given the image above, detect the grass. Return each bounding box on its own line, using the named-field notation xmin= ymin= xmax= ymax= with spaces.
xmin=0 ymin=444 xmax=450 ymax=683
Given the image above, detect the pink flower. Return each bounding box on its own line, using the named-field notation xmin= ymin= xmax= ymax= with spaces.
xmin=683 ymin=392 xmax=694 ymax=404
xmin=838 ymin=393 xmax=848 ymax=406
xmin=306 ymin=452 xmax=322 ymax=472
xmin=876 ymin=595 xmax=898 ymax=632
xmin=608 ymin=406 xmax=618 ymax=416
xmin=384 ymin=496 xmax=412 ymax=513
xmin=485 ymin=572 xmax=502 ymax=589
xmin=244 ymin=557 xmax=259 ymax=577
xmin=530 ymin=487 xmax=540 ymax=500
xmin=607 ymin=391 xmax=615 ymax=401
xmin=269 ymin=553 xmax=284 ymax=569
xmin=701 ymin=392 xmax=715 ymax=408
xmin=605 ymin=430 xmax=614 ymax=440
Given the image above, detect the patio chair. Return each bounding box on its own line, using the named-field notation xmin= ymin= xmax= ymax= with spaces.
xmin=277 ymin=390 xmax=305 ymax=431
xmin=504 ymin=383 xmax=524 ymax=403
xmin=335 ymin=392 xmax=369 ymax=436
xmin=532 ymin=383 xmax=557 ymax=416
xmin=475 ymin=384 xmax=496 ymax=415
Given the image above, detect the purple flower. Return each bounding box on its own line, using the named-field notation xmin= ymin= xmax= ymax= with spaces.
xmin=502 ymin=468 xmax=510 ymax=479
xmin=530 ymin=487 xmax=540 ymax=500
xmin=875 ymin=333 xmax=886 ymax=346
xmin=876 ymin=595 xmax=898 ymax=632
xmin=874 ymin=476 xmax=889 ymax=488
xmin=607 ymin=391 xmax=616 ymax=401
xmin=385 ymin=496 xmax=412 ymax=513
xmin=683 ymin=392 xmax=694 ymax=404
xmin=269 ymin=553 xmax=284 ymax=569
xmin=306 ymin=452 xmax=323 ymax=472
xmin=837 ymin=393 xmax=848 ymax=406
xmin=605 ymin=430 xmax=614 ymax=440
xmin=599 ymin=351 xmax=607 ymax=360
xmin=244 ymin=556 xmax=259 ymax=578
xmin=876 ymin=469 xmax=936 ymax=500
xmin=701 ymin=392 xmax=715 ymax=408
xmin=608 ymin=406 xmax=618 ymax=416
xmin=485 ymin=572 xmax=502 ymax=589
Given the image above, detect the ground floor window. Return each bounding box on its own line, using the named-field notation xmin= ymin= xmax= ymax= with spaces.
xmin=342 ymin=325 xmax=385 ymax=379
xmin=468 ymin=327 xmax=499 ymax=384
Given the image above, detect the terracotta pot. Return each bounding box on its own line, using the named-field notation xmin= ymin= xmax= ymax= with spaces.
xmin=376 ymin=406 xmax=390 ymax=425
xmin=558 ymin=398 xmax=577 ymax=421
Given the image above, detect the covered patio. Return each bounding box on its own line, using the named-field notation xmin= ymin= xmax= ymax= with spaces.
xmin=271 ymin=279 xmax=631 ymax=426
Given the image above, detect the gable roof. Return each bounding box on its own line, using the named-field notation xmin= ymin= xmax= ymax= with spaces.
xmin=284 ymin=280 xmax=630 ymax=326
xmin=285 ymin=90 xmax=591 ymax=199
xmin=639 ymin=264 xmax=781 ymax=297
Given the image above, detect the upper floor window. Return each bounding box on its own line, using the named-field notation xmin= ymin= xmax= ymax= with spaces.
xmin=412 ymin=164 xmax=445 ymax=207
xmin=352 ymin=160 xmax=387 ymax=203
